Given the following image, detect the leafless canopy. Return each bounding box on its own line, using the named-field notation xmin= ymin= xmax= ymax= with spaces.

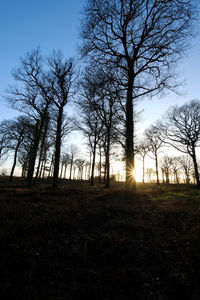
xmin=80 ymin=0 xmax=198 ymax=189
xmin=158 ymin=99 xmax=200 ymax=187
xmin=81 ymin=0 xmax=197 ymax=96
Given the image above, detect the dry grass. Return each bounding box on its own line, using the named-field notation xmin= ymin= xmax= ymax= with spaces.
xmin=0 ymin=177 xmax=200 ymax=299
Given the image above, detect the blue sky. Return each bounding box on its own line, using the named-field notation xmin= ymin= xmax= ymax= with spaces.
xmin=0 ymin=0 xmax=200 ymax=131
xmin=0 ymin=0 xmax=84 ymax=119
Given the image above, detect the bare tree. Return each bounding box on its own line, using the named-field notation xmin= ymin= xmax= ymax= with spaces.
xmin=81 ymin=66 xmax=119 ymax=187
xmin=47 ymin=51 xmax=75 ymax=187
xmin=136 ymin=141 xmax=149 ymax=184
xmin=146 ymin=168 xmax=154 ymax=183
xmin=179 ymin=155 xmax=194 ymax=184
xmin=0 ymin=121 xmax=9 ymax=162
xmin=18 ymin=151 xmax=29 ymax=178
xmin=171 ymin=156 xmax=182 ymax=184
xmin=81 ymin=112 xmax=104 ymax=185
xmin=145 ymin=125 xmax=163 ymax=184
xmin=76 ymin=82 xmax=105 ymax=185
xmin=34 ymin=114 xmax=50 ymax=182
xmin=6 ymin=49 xmax=53 ymax=186
xmin=18 ymin=123 xmax=35 ymax=178
xmin=68 ymin=144 xmax=79 ymax=181
xmin=63 ymin=153 xmax=71 ymax=179
xmin=5 ymin=49 xmax=75 ymax=187
xmin=0 ymin=116 xmax=31 ymax=181
xmin=160 ymin=155 xmax=173 ymax=184
xmin=80 ymin=0 xmax=197 ymax=190
xmin=159 ymin=100 xmax=200 ymax=188
xmin=60 ymin=152 xmax=71 ymax=179
xmin=75 ymin=158 xmax=85 ymax=180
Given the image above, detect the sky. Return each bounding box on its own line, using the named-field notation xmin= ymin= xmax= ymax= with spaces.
xmin=0 ymin=0 xmax=200 ymax=179
xmin=0 ymin=0 xmax=84 ymax=119
xmin=0 ymin=0 xmax=200 ymax=125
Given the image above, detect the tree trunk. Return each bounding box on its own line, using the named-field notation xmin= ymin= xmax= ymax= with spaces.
xmin=73 ymin=166 xmax=76 ymax=180
xmin=9 ymin=140 xmax=21 ymax=182
xmin=69 ymin=160 xmax=73 ymax=180
xmin=103 ymin=159 xmax=107 ymax=184
xmin=42 ymin=158 xmax=46 ymax=178
xmin=35 ymin=116 xmax=49 ymax=182
xmin=166 ymin=171 xmax=169 ymax=184
xmin=39 ymin=158 xmax=44 ymax=180
xmin=155 ymin=154 xmax=159 ymax=185
xmin=99 ymin=145 xmax=102 ymax=183
xmin=64 ymin=164 xmax=68 ymax=179
xmin=174 ymin=171 xmax=179 ymax=184
xmin=27 ymin=115 xmax=45 ymax=187
xmin=48 ymin=154 xmax=54 ymax=179
xmin=191 ymin=147 xmax=200 ymax=188
xmin=161 ymin=169 xmax=165 ymax=184
xmin=91 ymin=142 xmax=97 ymax=186
xmin=88 ymin=151 xmax=92 ymax=181
xmin=53 ymin=107 xmax=63 ymax=188
xmin=142 ymin=156 xmax=145 ymax=184
xmin=85 ymin=165 xmax=87 ymax=180
xmin=186 ymin=171 xmax=190 ymax=184
xmin=60 ymin=163 xmax=64 ymax=179
xmin=125 ymin=73 xmax=136 ymax=191
xmin=105 ymin=130 xmax=111 ymax=188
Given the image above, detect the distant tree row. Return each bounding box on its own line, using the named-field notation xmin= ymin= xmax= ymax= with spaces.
xmin=137 ymin=100 xmax=200 ymax=188
xmin=1 ymin=88 xmax=200 ymax=189
xmin=0 ymin=49 xmax=75 ymax=187
xmin=0 ymin=0 xmax=198 ymax=190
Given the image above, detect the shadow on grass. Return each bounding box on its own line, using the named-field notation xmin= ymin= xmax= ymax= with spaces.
xmin=0 ymin=179 xmax=200 ymax=299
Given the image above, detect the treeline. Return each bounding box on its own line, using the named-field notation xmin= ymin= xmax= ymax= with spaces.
xmin=140 ymin=100 xmax=200 ymax=188
xmin=0 ymin=50 xmax=123 ymax=187
xmin=0 ymin=0 xmax=199 ymax=189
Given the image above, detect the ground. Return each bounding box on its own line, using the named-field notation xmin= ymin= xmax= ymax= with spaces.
xmin=0 ymin=177 xmax=200 ymax=299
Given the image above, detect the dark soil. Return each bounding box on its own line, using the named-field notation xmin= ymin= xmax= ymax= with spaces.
xmin=0 ymin=178 xmax=200 ymax=299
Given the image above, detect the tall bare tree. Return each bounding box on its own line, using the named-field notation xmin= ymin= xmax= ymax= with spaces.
xmin=34 ymin=113 xmax=50 ymax=182
xmin=6 ymin=49 xmax=53 ymax=186
xmin=145 ymin=125 xmax=163 ymax=184
xmin=47 ymin=51 xmax=75 ymax=187
xmin=76 ymin=77 xmax=105 ymax=185
xmin=0 ymin=121 xmax=9 ymax=162
xmin=136 ymin=141 xmax=149 ymax=184
xmin=78 ymin=110 xmax=104 ymax=185
xmin=60 ymin=152 xmax=71 ymax=179
xmin=68 ymin=144 xmax=79 ymax=181
xmin=158 ymin=100 xmax=200 ymax=188
xmin=81 ymin=66 xmax=119 ymax=187
xmin=179 ymin=155 xmax=194 ymax=184
xmin=0 ymin=116 xmax=31 ymax=181
xmin=171 ymin=156 xmax=182 ymax=184
xmin=6 ymin=49 xmax=74 ymax=187
xmin=80 ymin=0 xmax=197 ymax=190
xmin=160 ymin=155 xmax=173 ymax=184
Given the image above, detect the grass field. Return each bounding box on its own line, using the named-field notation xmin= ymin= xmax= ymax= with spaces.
xmin=0 ymin=177 xmax=200 ymax=299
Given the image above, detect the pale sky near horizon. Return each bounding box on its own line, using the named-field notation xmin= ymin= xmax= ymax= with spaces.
xmin=0 ymin=0 xmax=200 ymax=179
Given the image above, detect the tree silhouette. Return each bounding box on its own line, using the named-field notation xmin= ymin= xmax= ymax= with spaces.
xmin=47 ymin=51 xmax=75 ymax=187
xmin=159 ymin=100 xmax=200 ymax=188
xmin=6 ymin=49 xmax=53 ymax=186
xmin=6 ymin=49 xmax=74 ymax=187
xmin=136 ymin=141 xmax=149 ymax=184
xmin=80 ymin=0 xmax=197 ymax=190
xmin=145 ymin=125 xmax=163 ymax=185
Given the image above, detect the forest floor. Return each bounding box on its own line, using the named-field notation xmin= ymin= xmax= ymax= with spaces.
xmin=0 ymin=177 xmax=200 ymax=299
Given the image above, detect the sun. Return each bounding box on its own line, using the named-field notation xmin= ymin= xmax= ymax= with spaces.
xmin=132 ymin=167 xmax=143 ymax=182
xmin=111 ymin=159 xmax=144 ymax=182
